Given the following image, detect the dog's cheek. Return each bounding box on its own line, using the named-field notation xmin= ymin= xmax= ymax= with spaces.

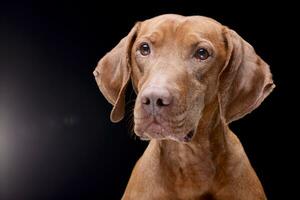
xmin=131 ymin=67 xmax=142 ymax=94
xmin=133 ymin=96 xmax=143 ymax=118
xmin=195 ymin=94 xmax=206 ymax=120
xmin=186 ymin=92 xmax=205 ymax=130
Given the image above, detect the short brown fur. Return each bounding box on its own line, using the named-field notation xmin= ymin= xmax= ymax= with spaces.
xmin=94 ymin=14 xmax=274 ymax=200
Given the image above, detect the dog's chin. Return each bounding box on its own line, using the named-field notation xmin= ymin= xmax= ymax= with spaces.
xmin=135 ymin=123 xmax=195 ymax=143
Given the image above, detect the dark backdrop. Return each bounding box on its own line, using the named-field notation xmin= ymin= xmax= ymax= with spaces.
xmin=0 ymin=1 xmax=297 ymax=199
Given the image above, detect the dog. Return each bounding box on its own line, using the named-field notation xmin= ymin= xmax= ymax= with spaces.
xmin=93 ymin=14 xmax=275 ymax=200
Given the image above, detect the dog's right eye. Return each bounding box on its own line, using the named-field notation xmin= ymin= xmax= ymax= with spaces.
xmin=194 ymin=48 xmax=210 ymax=61
xmin=138 ymin=43 xmax=151 ymax=56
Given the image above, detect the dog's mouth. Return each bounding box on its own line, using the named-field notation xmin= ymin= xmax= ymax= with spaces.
xmin=134 ymin=117 xmax=195 ymax=142
xmin=183 ymin=129 xmax=195 ymax=142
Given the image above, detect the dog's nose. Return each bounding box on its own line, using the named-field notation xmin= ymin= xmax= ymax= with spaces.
xmin=141 ymin=87 xmax=173 ymax=114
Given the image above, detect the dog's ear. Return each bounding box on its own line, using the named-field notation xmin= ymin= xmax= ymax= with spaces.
xmin=93 ymin=23 xmax=140 ymax=123
xmin=218 ymin=28 xmax=275 ymax=124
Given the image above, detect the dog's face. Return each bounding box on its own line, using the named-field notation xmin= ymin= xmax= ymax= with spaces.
xmin=94 ymin=14 xmax=274 ymax=143
xmin=131 ymin=16 xmax=227 ymax=142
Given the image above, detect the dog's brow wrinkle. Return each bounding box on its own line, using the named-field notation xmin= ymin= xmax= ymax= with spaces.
xmin=149 ymin=31 xmax=161 ymax=43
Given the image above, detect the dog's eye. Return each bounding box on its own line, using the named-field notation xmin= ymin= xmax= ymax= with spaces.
xmin=194 ymin=48 xmax=210 ymax=61
xmin=139 ymin=43 xmax=151 ymax=56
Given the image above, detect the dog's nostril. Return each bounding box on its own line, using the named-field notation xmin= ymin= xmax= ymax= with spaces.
xmin=156 ymin=98 xmax=164 ymax=107
xmin=142 ymin=97 xmax=151 ymax=105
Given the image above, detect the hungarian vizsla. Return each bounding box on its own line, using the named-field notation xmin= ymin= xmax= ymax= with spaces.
xmin=93 ymin=14 xmax=275 ymax=200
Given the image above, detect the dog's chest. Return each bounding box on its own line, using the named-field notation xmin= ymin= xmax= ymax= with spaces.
xmin=159 ymin=149 xmax=215 ymax=199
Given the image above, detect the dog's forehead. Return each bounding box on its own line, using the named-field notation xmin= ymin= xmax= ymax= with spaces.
xmin=138 ymin=15 xmax=223 ymax=42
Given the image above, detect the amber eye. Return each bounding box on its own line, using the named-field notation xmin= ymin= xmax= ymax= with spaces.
xmin=139 ymin=42 xmax=151 ymax=56
xmin=195 ymin=48 xmax=210 ymax=60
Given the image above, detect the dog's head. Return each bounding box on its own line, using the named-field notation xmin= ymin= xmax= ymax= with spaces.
xmin=94 ymin=14 xmax=274 ymax=142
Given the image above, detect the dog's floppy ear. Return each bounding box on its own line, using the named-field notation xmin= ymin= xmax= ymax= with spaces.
xmin=218 ymin=28 xmax=275 ymax=124
xmin=93 ymin=23 xmax=140 ymax=123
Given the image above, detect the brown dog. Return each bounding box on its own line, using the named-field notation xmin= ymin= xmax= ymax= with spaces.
xmin=93 ymin=14 xmax=274 ymax=200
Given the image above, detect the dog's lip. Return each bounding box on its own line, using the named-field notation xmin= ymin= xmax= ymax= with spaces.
xmin=145 ymin=121 xmax=168 ymax=135
xmin=134 ymin=118 xmax=171 ymax=138
xmin=139 ymin=135 xmax=151 ymax=141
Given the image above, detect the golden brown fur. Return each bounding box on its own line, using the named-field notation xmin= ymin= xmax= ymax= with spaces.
xmin=93 ymin=14 xmax=274 ymax=200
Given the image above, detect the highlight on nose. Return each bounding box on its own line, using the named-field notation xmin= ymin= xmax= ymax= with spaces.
xmin=140 ymin=87 xmax=173 ymax=114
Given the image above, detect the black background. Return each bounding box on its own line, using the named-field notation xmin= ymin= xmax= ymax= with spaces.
xmin=0 ymin=1 xmax=298 ymax=199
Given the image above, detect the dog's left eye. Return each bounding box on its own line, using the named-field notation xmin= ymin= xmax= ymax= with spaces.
xmin=138 ymin=42 xmax=151 ymax=56
xmin=194 ymin=48 xmax=210 ymax=61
